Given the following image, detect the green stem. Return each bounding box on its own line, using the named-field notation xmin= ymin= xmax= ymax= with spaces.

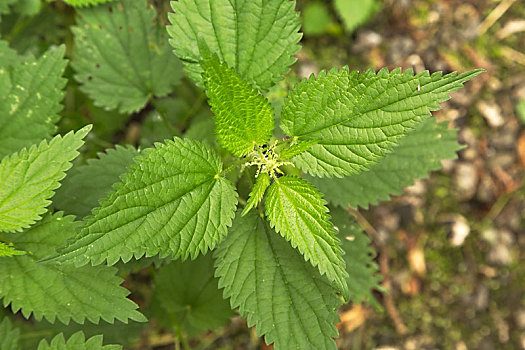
xmin=150 ymin=97 xmax=180 ymax=136
xmin=5 ymin=15 xmax=35 ymax=42
xmin=169 ymin=311 xmax=191 ymax=350
xmin=221 ymin=158 xmax=248 ymax=176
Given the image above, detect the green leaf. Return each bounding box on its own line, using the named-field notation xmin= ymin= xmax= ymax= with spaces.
xmin=0 ymin=41 xmax=18 ymax=66
xmin=0 ymin=212 xmax=146 ymax=324
xmin=37 ymin=331 xmax=121 ymax=350
xmin=10 ymin=0 xmax=42 ymax=17
xmin=280 ymin=68 xmax=483 ymax=178
xmin=72 ymin=0 xmax=182 ymax=113
xmin=310 ymin=118 xmax=463 ymax=209
xmin=152 ymin=254 xmax=234 ymax=336
xmin=0 ymin=126 xmax=91 ymax=233
xmin=54 ymin=137 xmax=238 ymax=267
xmin=0 ymin=242 xmax=25 ymax=257
xmin=0 ymin=0 xmax=17 ymax=18
xmin=302 ymin=2 xmax=336 ymax=36
xmin=0 ymin=317 xmax=19 ymax=350
xmin=265 ymin=176 xmax=348 ymax=295
xmin=63 ymin=0 xmax=117 ymax=7
xmin=215 ymin=212 xmax=341 ymax=350
xmin=0 ymin=45 xmax=67 ymax=158
xmin=241 ymin=172 xmax=270 ymax=216
xmin=167 ymin=0 xmax=301 ymax=91
xmin=202 ymin=56 xmax=274 ymax=156
xmin=278 ymin=138 xmax=318 ymax=160
xmin=53 ymin=145 xmax=139 ymax=219
xmin=331 ymin=208 xmax=381 ymax=305
xmin=334 ymin=0 xmax=380 ymax=32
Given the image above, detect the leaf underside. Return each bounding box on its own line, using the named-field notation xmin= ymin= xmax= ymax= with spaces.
xmin=214 ymin=212 xmax=341 ymax=350
xmin=0 ymin=213 xmax=145 ymax=325
xmin=0 ymin=126 xmax=90 ymax=233
xmin=0 ymin=45 xmax=67 ymax=158
xmin=310 ymin=118 xmax=463 ymax=209
xmin=72 ymin=0 xmax=182 ymax=113
xmin=54 ymin=137 xmax=238 ymax=267
xmin=265 ymin=176 xmax=348 ymax=296
xmin=53 ymin=145 xmax=139 ymax=219
xmin=37 ymin=331 xmax=121 ymax=350
xmin=202 ymin=56 xmax=274 ymax=156
xmin=167 ymin=0 xmax=302 ymax=91
xmin=280 ymin=67 xmax=483 ymax=178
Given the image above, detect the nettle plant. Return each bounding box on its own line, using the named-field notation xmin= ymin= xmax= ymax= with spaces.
xmin=0 ymin=0 xmax=482 ymax=348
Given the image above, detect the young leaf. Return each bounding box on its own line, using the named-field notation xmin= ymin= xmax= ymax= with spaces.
xmin=63 ymin=0 xmax=117 ymax=7
xmin=265 ymin=176 xmax=348 ymax=295
xmin=53 ymin=145 xmax=139 ymax=219
xmin=278 ymin=139 xmax=318 ymax=160
xmin=280 ymin=67 xmax=483 ymax=178
xmin=0 ymin=317 xmax=19 ymax=350
xmin=152 ymin=254 xmax=234 ymax=336
xmin=72 ymin=0 xmax=182 ymax=113
xmin=0 ymin=45 xmax=67 ymax=158
xmin=241 ymin=172 xmax=271 ymax=216
xmin=167 ymin=0 xmax=301 ymax=91
xmin=331 ymin=208 xmax=381 ymax=305
xmin=0 ymin=212 xmax=145 ymax=325
xmin=0 ymin=242 xmax=25 ymax=257
xmin=54 ymin=137 xmax=238 ymax=267
xmin=37 ymin=331 xmax=121 ymax=350
xmin=214 ymin=212 xmax=341 ymax=350
xmin=0 ymin=126 xmax=91 ymax=233
xmin=202 ymin=56 xmax=274 ymax=156
xmin=310 ymin=118 xmax=463 ymax=209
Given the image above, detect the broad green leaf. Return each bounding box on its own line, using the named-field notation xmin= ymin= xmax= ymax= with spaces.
xmin=331 ymin=208 xmax=381 ymax=305
xmin=215 ymin=212 xmax=341 ymax=350
xmin=0 ymin=126 xmax=91 ymax=233
xmin=0 ymin=45 xmax=67 ymax=158
xmin=14 ymin=318 xmax=145 ymax=350
xmin=241 ymin=172 xmax=270 ymax=216
xmin=37 ymin=331 xmax=121 ymax=350
xmin=72 ymin=0 xmax=182 ymax=113
xmin=202 ymin=56 xmax=274 ymax=156
xmin=0 ymin=213 xmax=146 ymax=325
xmin=54 ymin=137 xmax=238 ymax=267
xmin=167 ymin=0 xmax=301 ymax=91
xmin=310 ymin=118 xmax=463 ymax=209
xmin=63 ymin=0 xmax=117 ymax=7
xmin=334 ymin=0 xmax=380 ymax=32
xmin=0 ymin=242 xmax=25 ymax=257
xmin=53 ymin=145 xmax=139 ymax=219
xmin=265 ymin=176 xmax=348 ymax=295
xmin=0 ymin=317 xmax=19 ymax=350
xmin=281 ymin=68 xmax=483 ymax=178
xmin=151 ymin=254 xmax=234 ymax=336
